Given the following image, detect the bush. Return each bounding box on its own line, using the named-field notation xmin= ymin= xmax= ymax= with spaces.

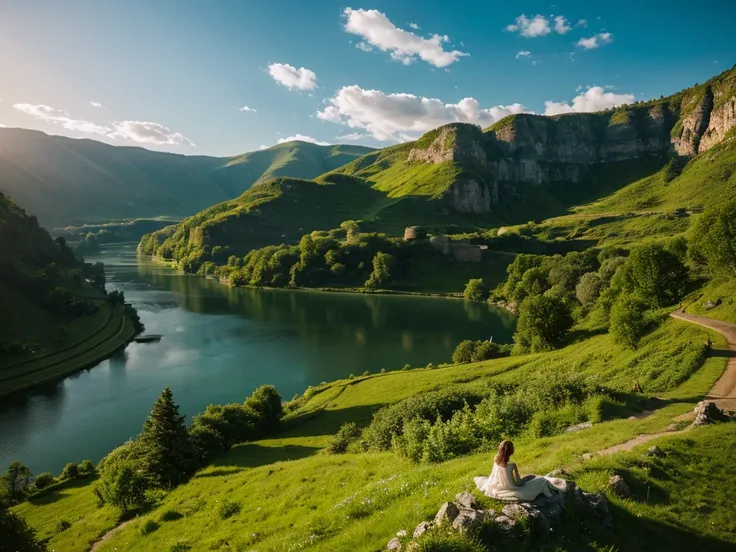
xmin=218 ymin=499 xmax=241 ymax=519
xmin=575 ymin=272 xmax=602 ymax=307
xmin=159 ymin=509 xmax=184 ymax=522
xmin=78 ymin=459 xmax=95 ymax=476
xmin=140 ymin=519 xmax=160 ymax=535
xmin=514 ymin=295 xmax=573 ymax=353
xmin=452 ymin=340 xmax=476 ymax=363
xmin=615 ymin=243 xmax=688 ymax=307
xmin=610 ymin=294 xmax=650 ymax=348
xmin=244 ymin=384 xmax=284 ymax=433
xmin=691 ymin=198 xmax=736 ymax=276
xmin=365 ymin=252 xmax=395 ymax=289
xmin=60 ymin=462 xmax=79 ymax=480
xmin=452 ymin=340 xmax=510 ymax=364
xmin=56 ymin=519 xmax=71 ymax=533
xmin=464 ymin=278 xmax=488 ymax=302
xmin=0 ymin=508 xmax=47 ymax=552
xmin=95 ymin=459 xmax=149 ymax=512
xmin=326 ymin=422 xmax=362 ymax=454
xmin=32 ymin=472 xmax=55 ymax=491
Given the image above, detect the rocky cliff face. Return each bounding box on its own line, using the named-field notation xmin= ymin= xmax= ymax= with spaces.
xmin=405 ymin=67 xmax=736 ymax=214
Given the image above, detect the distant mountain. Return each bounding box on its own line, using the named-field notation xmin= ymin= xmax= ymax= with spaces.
xmin=140 ymin=66 xmax=736 ymax=265
xmin=0 ymin=129 xmax=373 ymax=228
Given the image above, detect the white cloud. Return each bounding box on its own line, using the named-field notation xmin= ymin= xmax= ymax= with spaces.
xmin=277 ymin=134 xmax=330 ymax=146
xmin=259 ymin=144 xmax=268 ymax=150
xmin=577 ymin=19 xmax=588 ymax=27
xmin=515 ymin=50 xmax=531 ymax=59
xmin=317 ymin=85 xmax=530 ymax=141
xmin=13 ymin=103 xmax=111 ymax=136
xmin=554 ymin=16 xmax=571 ymax=34
xmin=544 ymin=86 xmax=634 ymax=116
xmin=576 ymin=32 xmax=613 ymax=50
xmin=343 ymin=8 xmax=468 ymax=68
xmin=239 ymin=105 xmax=257 ymax=113
xmin=109 ymin=121 xmax=195 ymax=146
xmin=506 ymin=14 xmax=551 ymax=37
xmin=267 ymin=63 xmax=317 ymax=91
xmin=90 ymin=101 xmax=102 ymax=108
xmin=356 ymin=42 xmax=373 ymax=52
xmin=338 ymin=132 xmax=370 ymax=141
xmin=409 ymin=22 xmax=420 ymax=30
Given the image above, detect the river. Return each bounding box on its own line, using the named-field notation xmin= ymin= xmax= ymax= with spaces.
xmin=0 ymin=243 xmax=515 ymax=474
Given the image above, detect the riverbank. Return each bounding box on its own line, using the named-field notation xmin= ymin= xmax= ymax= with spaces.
xmin=0 ymin=304 xmax=137 ymax=397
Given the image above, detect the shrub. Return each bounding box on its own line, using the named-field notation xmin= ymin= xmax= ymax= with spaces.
xmin=464 ymin=278 xmax=488 ymax=302
xmin=0 ymin=508 xmax=47 ymax=552
xmin=402 ymin=364 xmax=412 ymax=371
xmin=452 ymin=340 xmax=510 ymax=364
xmin=159 ymin=509 xmax=184 ymax=522
xmin=32 ymin=472 xmax=55 ymax=491
xmin=514 ymin=295 xmax=573 ymax=353
xmin=56 ymin=519 xmax=71 ymax=533
xmin=365 ymin=252 xmax=395 ymax=289
xmin=78 ymin=459 xmax=95 ymax=476
xmin=327 ymin=422 xmax=362 ymax=454
xmin=615 ymin=243 xmax=688 ymax=307
xmin=245 ymin=384 xmax=284 ymax=433
xmin=95 ymin=459 xmax=149 ymax=512
xmin=691 ymin=198 xmax=736 ymax=276
xmin=218 ymin=499 xmax=241 ymax=519
xmin=610 ymin=294 xmax=650 ymax=348
xmin=452 ymin=340 xmax=476 ymax=364
xmin=140 ymin=519 xmax=160 ymax=535
xmin=60 ymin=462 xmax=79 ymax=480
xmin=426 ymin=363 xmax=436 ymax=369
xmin=575 ymin=272 xmax=602 ymax=307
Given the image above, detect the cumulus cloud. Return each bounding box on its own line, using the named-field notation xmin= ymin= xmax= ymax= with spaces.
xmin=90 ymin=101 xmax=102 ymax=108
xmin=13 ymin=103 xmax=111 ymax=136
xmin=109 ymin=121 xmax=195 ymax=146
xmin=338 ymin=132 xmax=370 ymax=141
xmin=515 ymin=50 xmax=531 ymax=59
xmin=268 ymin=63 xmax=317 ymax=91
xmin=544 ymin=86 xmax=634 ymax=116
xmin=577 ymin=19 xmax=588 ymax=27
xmin=506 ymin=14 xmax=551 ymax=37
xmin=343 ymin=8 xmax=467 ymax=68
xmin=259 ymin=144 xmax=268 ymax=150
xmin=554 ymin=16 xmax=571 ymax=34
xmin=317 ymin=85 xmax=530 ymax=141
xmin=239 ymin=105 xmax=257 ymax=113
xmin=576 ymin=32 xmax=613 ymax=50
xmin=277 ymin=134 xmax=330 ymax=146
xmin=408 ymin=22 xmax=420 ymax=30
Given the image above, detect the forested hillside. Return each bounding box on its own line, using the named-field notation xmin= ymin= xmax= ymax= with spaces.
xmin=0 ymin=129 xmax=372 ymax=228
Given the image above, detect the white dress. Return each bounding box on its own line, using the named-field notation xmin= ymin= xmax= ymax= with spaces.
xmin=474 ymin=461 xmax=567 ymax=502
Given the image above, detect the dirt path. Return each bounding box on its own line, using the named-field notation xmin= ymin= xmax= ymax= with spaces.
xmin=89 ymin=519 xmax=135 ymax=552
xmin=670 ymin=310 xmax=736 ymax=412
xmin=587 ymin=310 xmax=736 ymax=459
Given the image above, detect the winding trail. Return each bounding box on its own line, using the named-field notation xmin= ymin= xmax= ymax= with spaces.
xmin=590 ymin=310 xmax=736 ymax=458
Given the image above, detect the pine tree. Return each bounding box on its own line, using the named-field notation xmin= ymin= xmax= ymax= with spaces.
xmin=138 ymin=387 xmax=196 ymax=488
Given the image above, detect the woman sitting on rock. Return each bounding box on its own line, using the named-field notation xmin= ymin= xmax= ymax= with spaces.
xmin=474 ymin=440 xmax=566 ymax=501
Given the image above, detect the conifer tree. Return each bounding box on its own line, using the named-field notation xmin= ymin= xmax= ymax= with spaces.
xmin=138 ymin=387 xmax=196 ymax=488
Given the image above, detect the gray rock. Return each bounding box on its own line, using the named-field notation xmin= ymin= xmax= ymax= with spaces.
xmin=452 ymin=509 xmax=484 ymax=534
xmin=545 ymin=467 xmax=570 ymax=478
xmin=502 ymin=503 xmax=530 ymax=520
xmin=565 ymin=421 xmax=593 ymax=433
xmin=583 ymin=493 xmax=613 ymax=530
xmin=693 ymin=401 xmax=726 ymax=426
xmin=454 ymin=491 xmax=477 ymax=509
xmin=387 ymin=537 xmax=401 ymax=551
xmin=646 ymin=445 xmax=664 ymax=458
xmin=608 ymin=475 xmax=631 ymax=498
xmin=413 ymin=521 xmax=431 ymax=539
xmin=434 ymin=502 xmax=460 ymax=526
xmin=494 ymin=515 xmax=516 ymax=531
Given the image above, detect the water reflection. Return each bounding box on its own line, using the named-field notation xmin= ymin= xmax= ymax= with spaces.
xmin=0 ymin=244 xmax=515 ymax=473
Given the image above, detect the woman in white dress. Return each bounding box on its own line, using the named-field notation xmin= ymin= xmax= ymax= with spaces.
xmin=474 ymin=440 xmax=566 ymax=502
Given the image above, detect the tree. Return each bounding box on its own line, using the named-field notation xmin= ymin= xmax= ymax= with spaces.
xmin=60 ymin=462 xmax=79 ymax=480
xmin=244 ymin=385 xmax=284 ymax=433
xmin=576 ymin=272 xmax=602 ymax=307
xmin=464 ymin=278 xmax=488 ymax=302
xmin=0 ymin=508 xmax=47 ymax=552
xmin=618 ymin=243 xmax=688 ymax=307
xmin=691 ymin=198 xmax=736 ymax=277
xmin=609 ymin=294 xmax=649 ymax=349
xmin=340 ymin=220 xmax=360 ymax=242
xmin=32 ymin=472 xmax=55 ymax=491
xmin=452 ymin=340 xmax=476 ymax=363
xmin=2 ymin=461 xmax=32 ymax=502
xmin=514 ymin=295 xmax=573 ymax=353
xmin=95 ymin=460 xmax=149 ymax=512
xmin=137 ymin=388 xmax=197 ymax=489
xmin=365 ymin=252 xmax=395 ymax=290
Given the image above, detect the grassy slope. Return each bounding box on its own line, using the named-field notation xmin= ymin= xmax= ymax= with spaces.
xmin=684 ymin=277 xmax=736 ymax=324
xmin=0 ymin=129 xmax=372 ymax=227
xmin=15 ymin=317 xmax=732 ymax=552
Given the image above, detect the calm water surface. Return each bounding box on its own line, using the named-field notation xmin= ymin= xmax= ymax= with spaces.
xmin=0 ymin=244 xmax=515 ymax=473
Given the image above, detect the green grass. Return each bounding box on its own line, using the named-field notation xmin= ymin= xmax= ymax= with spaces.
xmin=14 ymin=312 xmax=730 ymax=552
xmin=685 ymin=277 xmax=736 ymax=324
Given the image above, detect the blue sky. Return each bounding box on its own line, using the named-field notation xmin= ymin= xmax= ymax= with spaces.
xmin=1 ymin=0 xmax=734 ymax=156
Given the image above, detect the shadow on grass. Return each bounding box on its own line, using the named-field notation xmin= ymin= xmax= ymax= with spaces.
xmin=709 ymin=348 xmax=735 ymax=359
xmin=284 ymin=404 xmax=381 ymax=438
xmin=27 ymin=474 xmax=97 ymax=505
xmin=209 ymin=443 xmax=322 ymax=469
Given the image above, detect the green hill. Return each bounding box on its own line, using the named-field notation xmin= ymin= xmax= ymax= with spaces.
xmin=0 ymin=192 xmax=140 ymax=396
xmin=0 ymin=129 xmax=373 ymax=228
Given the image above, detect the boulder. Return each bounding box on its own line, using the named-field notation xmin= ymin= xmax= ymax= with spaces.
xmin=413 ymin=521 xmax=431 ymax=539
xmin=583 ymin=492 xmax=613 ymax=530
xmin=434 ymin=502 xmax=460 ymax=526
xmin=693 ymin=401 xmax=727 ymax=426
xmin=494 ymin=515 xmax=516 ymax=531
xmin=545 ymin=467 xmax=570 ymax=478
xmin=608 ymin=475 xmax=631 ymax=498
xmin=502 ymin=503 xmax=530 ymax=521
xmin=387 ymin=537 xmax=401 ymax=551
xmin=565 ymin=421 xmax=593 ymax=433
xmin=455 ymin=491 xmax=477 ymax=509
xmin=452 ymin=509 xmax=484 ymax=534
